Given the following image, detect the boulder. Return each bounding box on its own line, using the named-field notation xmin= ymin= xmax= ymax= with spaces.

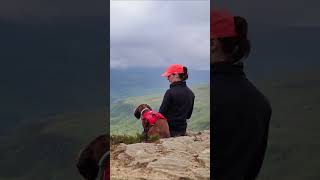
xmin=111 ymin=130 xmax=210 ymax=180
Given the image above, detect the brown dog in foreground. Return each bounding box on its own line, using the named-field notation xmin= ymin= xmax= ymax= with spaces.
xmin=134 ymin=104 xmax=170 ymax=139
xmin=76 ymin=134 xmax=109 ymax=180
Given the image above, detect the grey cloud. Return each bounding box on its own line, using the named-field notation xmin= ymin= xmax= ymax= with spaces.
xmin=111 ymin=1 xmax=210 ymax=70
xmin=0 ymin=0 xmax=105 ymax=19
xmin=213 ymin=0 xmax=320 ymax=27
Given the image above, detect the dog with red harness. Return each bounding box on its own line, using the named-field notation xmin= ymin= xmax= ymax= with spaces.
xmin=134 ymin=104 xmax=170 ymax=140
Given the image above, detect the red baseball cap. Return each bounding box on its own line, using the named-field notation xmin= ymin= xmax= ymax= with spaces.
xmin=161 ymin=64 xmax=184 ymax=77
xmin=211 ymin=10 xmax=238 ymax=38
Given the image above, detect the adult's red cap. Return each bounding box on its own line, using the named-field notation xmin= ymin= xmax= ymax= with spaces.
xmin=211 ymin=10 xmax=238 ymax=38
xmin=161 ymin=64 xmax=184 ymax=77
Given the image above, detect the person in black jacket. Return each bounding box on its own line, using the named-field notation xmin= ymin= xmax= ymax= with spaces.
xmin=159 ymin=64 xmax=195 ymax=137
xmin=211 ymin=10 xmax=272 ymax=180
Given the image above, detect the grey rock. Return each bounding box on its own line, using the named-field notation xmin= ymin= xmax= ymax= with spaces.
xmin=111 ymin=130 xmax=210 ymax=180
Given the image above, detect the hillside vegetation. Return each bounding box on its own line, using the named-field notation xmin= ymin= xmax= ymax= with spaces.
xmin=111 ymin=85 xmax=210 ymax=135
xmin=253 ymin=71 xmax=320 ymax=180
xmin=0 ymin=109 xmax=107 ymax=180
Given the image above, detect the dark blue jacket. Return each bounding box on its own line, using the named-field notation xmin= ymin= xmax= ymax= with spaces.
xmin=211 ymin=62 xmax=272 ymax=180
xmin=159 ymin=81 xmax=195 ymax=134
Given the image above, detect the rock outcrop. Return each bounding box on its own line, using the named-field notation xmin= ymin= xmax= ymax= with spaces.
xmin=111 ymin=130 xmax=210 ymax=180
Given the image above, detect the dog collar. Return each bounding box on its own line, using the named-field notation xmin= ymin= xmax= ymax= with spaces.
xmin=140 ymin=108 xmax=150 ymax=118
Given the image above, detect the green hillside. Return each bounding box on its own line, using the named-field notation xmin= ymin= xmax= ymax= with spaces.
xmin=254 ymin=71 xmax=320 ymax=180
xmin=0 ymin=109 xmax=107 ymax=180
xmin=110 ymin=85 xmax=210 ymax=135
xmin=1 ymin=70 xmax=319 ymax=180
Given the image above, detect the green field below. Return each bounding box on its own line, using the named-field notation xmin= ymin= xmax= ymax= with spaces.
xmin=110 ymin=85 xmax=210 ymax=135
xmin=0 ymin=109 xmax=107 ymax=180
xmin=1 ymin=70 xmax=320 ymax=179
xmin=254 ymin=71 xmax=320 ymax=179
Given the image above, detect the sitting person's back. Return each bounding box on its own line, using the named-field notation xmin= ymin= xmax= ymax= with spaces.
xmin=212 ymin=62 xmax=272 ymax=179
xmin=211 ymin=10 xmax=272 ymax=179
xmin=159 ymin=64 xmax=195 ymax=137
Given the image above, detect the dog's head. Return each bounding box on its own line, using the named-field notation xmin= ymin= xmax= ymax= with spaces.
xmin=134 ymin=104 xmax=152 ymax=119
xmin=76 ymin=135 xmax=108 ymax=180
xmin=76 ymin=150 xmax=99 ymax=180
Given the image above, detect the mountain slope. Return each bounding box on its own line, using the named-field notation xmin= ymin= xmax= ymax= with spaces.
xmin=0 ymin=109 xmax=107 ymax=180
xmin=252 ymin=70 xmax=320 ymax=180
xmin=110 ymin=68 xmax=209 ymax=102
xmin=111 ymin=85 xmax=210 ymax=135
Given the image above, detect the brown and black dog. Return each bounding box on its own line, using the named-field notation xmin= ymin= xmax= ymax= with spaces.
xmin=134 ymin=104 xmax=170 ymax=139
xmin=76 ymin=134 xmax=109 ymax=180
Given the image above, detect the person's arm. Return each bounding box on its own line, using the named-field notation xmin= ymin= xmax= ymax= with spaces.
xmin=247 ymin=105 xmax=272 ymax=179
xmin=187 ymin=96 xmax=195 ymax=120
xmin=159 ymin=90 xmax=171 ymax=116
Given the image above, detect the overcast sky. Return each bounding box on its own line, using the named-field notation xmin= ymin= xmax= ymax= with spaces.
xmin=1 ymin=0 xmax=319 ymax=70
xmin=0 ymin=0 xmax=104 ymax=20
xmin=213 ymin=0 xmax=320 ymax=27
xmin=111 ymin=1 xmax=210 ymax=70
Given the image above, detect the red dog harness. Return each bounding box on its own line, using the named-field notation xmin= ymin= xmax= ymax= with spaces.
xmin=141 ymin=110 xmax=167 ymax=126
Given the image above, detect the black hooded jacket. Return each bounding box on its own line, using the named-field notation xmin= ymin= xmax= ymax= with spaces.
xmin=211 ymin=62 xmax=272 ymax=180
xmin=159 ymin=81 xmax=195 ymax=134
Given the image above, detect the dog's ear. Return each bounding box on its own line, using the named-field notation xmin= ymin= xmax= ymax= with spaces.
xmin=77 ymin=148 xmax=99 ymax=180
xmin=134 ymin=105 xmax=142 ymax=119
xmin=77 ymin=157 xmax=99 ymax=180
